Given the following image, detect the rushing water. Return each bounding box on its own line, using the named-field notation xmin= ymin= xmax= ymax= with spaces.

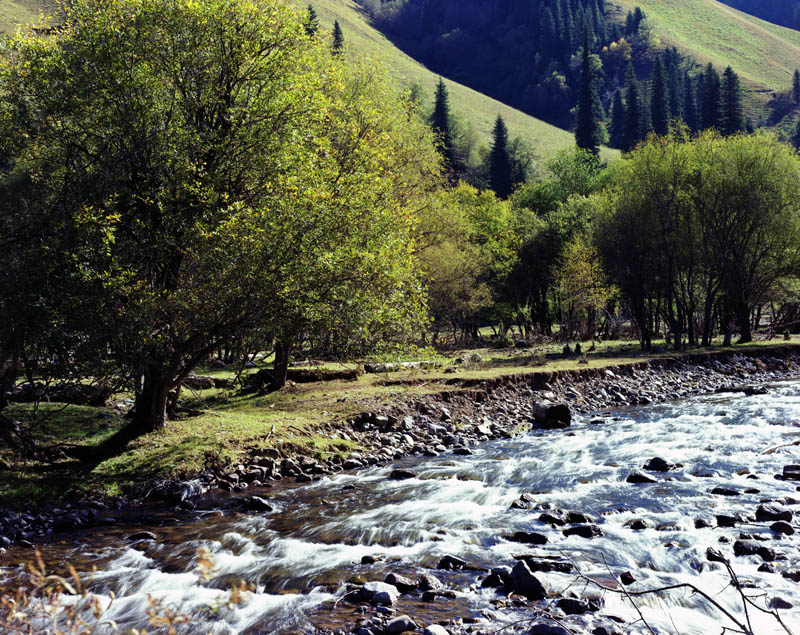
xmin=3 ymin=381 xmax=800 ymax=634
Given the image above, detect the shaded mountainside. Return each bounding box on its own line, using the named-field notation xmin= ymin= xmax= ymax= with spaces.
xmin=718 ymin=0 xmax=800 ymax=32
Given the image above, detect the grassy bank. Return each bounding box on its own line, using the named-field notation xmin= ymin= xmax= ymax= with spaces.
xmin=2 ymin=336 xmax=798 ymax=509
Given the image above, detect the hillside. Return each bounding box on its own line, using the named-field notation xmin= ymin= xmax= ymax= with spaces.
xmin=611 ymin=0 xmax=800 ymax=116
xmin=0 ymin=0 xmax=617 ymax=164
xmin=310 ymin=0 xmax=618 ymax=163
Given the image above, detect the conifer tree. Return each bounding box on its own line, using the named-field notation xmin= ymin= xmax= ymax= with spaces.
xmin=793 ymin=69 xmax=800 ymax=105
xmin=489 ymin=115 xmax=513 ymax=198
xmin=623 ymin=63 xmax=643 ymax=151
xmin=700 ymin=63 xmax=721 ymax=130
xmin=669 ymin=63 xmax=683 ymax=120
xmin=332 ymin=19 xmax=344 ymax=54
xmin=610 ymin=89 xmax=625 ymax=148
xmin=650 ymin=56 xmax=670 ymax=135
xmin=575 ymin=29 xmax=601 ymax=154
xmin=793 ymin=120 xmax=800 ymax=149
xmin=430 ymin=78 xmax=455 ymax=165
xmin=683 ymin=74 xmax=699 ymax=132
xmin=304 ymin=4 xmax=319 ymax=37
xmin=540 ymin=7 xmax=558 ymax=54
xmin=720 ymin=66 xmax=744 ymax=136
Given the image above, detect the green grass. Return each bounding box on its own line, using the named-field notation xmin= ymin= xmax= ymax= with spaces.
xmin=2 ymin=335 xmax=797 ymax=508
xmin=611 ymin=0 xmax=800 ymax=117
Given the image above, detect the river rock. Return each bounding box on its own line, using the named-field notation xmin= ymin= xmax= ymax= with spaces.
xmin=557 ymin=598 xmax=599 ymax=615
xmin=769 ymin=597 xmax=793 ymax=610
xmin=437 ymin=555 xmax=467 ymax=570
xmin=506 ymin=531 xmax=548 ymax=545
xmin=566 ymin=512 xmax=592 ymax=524
xmin=241 ymin=496 xmax=273 ymax=512
xmin=733 ymin=540 xmax=776 ymax=561
xmin=423 ymin=626 xmax=450 ymax=635
xmin=783 ymin=465 xmax=800 ymax=481
xmin=528 ymin=625 xmax=570 ymax=635
xmin=626 ymin=471 xmax=657 ymax=484
xmin=756 ymin=503 xmax=792 ymax=523
xmin=388 ymin=469 xmax=416 ymax=481
xmin=620 ymin=571 xmax=636 ymax=585
xmin=624 ymin=518 xmax=652 ymax=530
xmin=510 ymin=560 xmax=547 ymax=601
xmin=361 ymin=581 xmax=399 ymax=605
xmin=563 ymin=525 xmax=603 ymax=539
xmin=515 ymin=556 xmax=572 ymax=573
xmin=383 ymin=615 xmax=417 ymax=634
xmin=539 ymin=511 xmax=567 ymax=526
xmin=643 ymin=457 xmax=677 ymax=472
xmin=418 ymin=573 xmax=443 ymax=591
xmin=711 ymin=487 xmax=740 ymax=496
xmin=771 ymin=521 xmax=794 ymax=535
xmin=694 ymin=518 xmax=712 ymax=529
xmin=127 ymin=531 xmax=157 ymax=541
xmin=384 ymin=573 xmax=416 ymax=593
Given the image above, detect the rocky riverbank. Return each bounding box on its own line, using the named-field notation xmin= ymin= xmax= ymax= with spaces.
xmin=2 ymin=346 xmax=799 ymax=556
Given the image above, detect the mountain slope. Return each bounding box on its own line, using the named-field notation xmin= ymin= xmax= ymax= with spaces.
xmin=0 ymin=0 xmax=618 ymax=164
xmin=310 ymin=0 xmax=618 ymax=163
xmin=611 ymin=0 xmax=800 ymax=101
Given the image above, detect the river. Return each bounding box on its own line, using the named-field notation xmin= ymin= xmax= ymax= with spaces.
xmin=2 ymin=380 xmax=800 ymax=634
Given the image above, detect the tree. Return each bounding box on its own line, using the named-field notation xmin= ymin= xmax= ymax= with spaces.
xmin=700 ymin=63 xmax=721 ymax=130
xmin=574 ymin=28 xmax=602 ymax=155
xmin=720 ymin=66 xmax=744 ymax=136
xmin=610 ymin=89 xmax=625 ymax=148
xmin=792 ymin=119 xmax=800 ymax=149
xmin=332 ymin=19 xmax=344 ymax=54
xmin=793 ymin=69 xmax=800 ymax=105
xmin=489 ymin=115 xmax=513 ymax=198
xmin=650 ymin=56 xmax=670 ymax=135
xmin=304 ymin=4 xmax=318 ymax=37
xmin=430 ymin=78 xmax=455 ymax=167
xmin=0 ymin=0 xmax=441 ymax=454
xmin=622 ymin=63 xmax=643 ymax=151
xmin=683 ymin=73 xmax=700 ymax=132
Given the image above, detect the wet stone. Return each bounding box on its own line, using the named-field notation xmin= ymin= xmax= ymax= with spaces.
xmin=769 ymin=597 xmax=793 ymax=610
xmin=383 ymin=615 xmax=417 ymax=634
xmin=694 ymin=518 xmax=711 ymax=529
xmin=624 ymin=518 xmax=652 ymax=530
xmin=626 ymin=471 xmax=657 ymax=484
xmin=388 ymin=469 xmax=416 ymax=481
xmin=756 ymin=503 xmax=793 ymax=523
xmin=711 ymin=487 xmax=740 ymax=496
xmin=556 ymin=597 xmax=599 ymax=615
xmin=436 ymin=555 xmax=466 ymax=570
xmin=643 ymin=457 xmax=677 ymax=472
xmin=771 ymin=521 xmax=794 ymax=535
xmin=510 ymin=560 xmax=546 ymax=601
xmin=563 ymin=524 xmax=603 ymax=539
xmin=506 ymin=531 xmax=548 ymax=545
xmin=127 ymin=531 xmax=157 ymax=541
xmin=423 ymin=626 xmax=450 ymax=635
xmin=384 ymin=573 xmax=416 ymax=593
xmin=733 ymin=540 xmax=777 ymax=562
xmin=620 ymin=571 xmax=636 ymax=585
xmin=417 ymin=573 xmax=443 ymax=591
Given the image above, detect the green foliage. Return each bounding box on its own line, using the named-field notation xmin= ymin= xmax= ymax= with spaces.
xmin=650 ymin=57 xmax=670 ymax=135
xmin=304 ymin=4 xmax=319 ymax=37
xmin=332 ymin=18 xmax=344 ymax=53
xmin=575 ymin=29 xmax=603 ymax=155
xmin=0 ymin=0 xmax=441 ymax=440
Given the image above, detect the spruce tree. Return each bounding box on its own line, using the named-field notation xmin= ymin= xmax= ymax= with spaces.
xmin=575 ymin=28 xmax=601 ymax=155
xmin=430 ymin=78 xmax=455 ymax=165
xmin=793 ymin=120 xmax=800 ymax=149
xmin=610 ymin=89 xmax=625 ymax=148
xmin=720 ymin=66 xmax=744 ymax=136
xmin=332 ymin=20 xmax=344 ymax=55
xmin=700 ymin=63 xmax=721 ymax=130
xmin=623 ymin=63 xmax=643 ymax=151
xmin=793 ymin=69 xmax=800 ymax=105
xmin=683 ymin=74 xmax=699 ymax=132
xmin=304 ymin=4 xmax=319 ymax=37
xmin=650 ymin=56 xmax=670 ymax=135
xmin=489 ymin=115 xmax=513 ymax=199
xmin=669 ymin=63 xmax=683 ymax=121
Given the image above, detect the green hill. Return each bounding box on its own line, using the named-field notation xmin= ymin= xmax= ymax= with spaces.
xmin=611 ymin=0 xmax=800 ymax=117
xmin=0 ymin=0 xmax=618 ymax=164
xmin=310 ymin=0 xmax=619 ymax=163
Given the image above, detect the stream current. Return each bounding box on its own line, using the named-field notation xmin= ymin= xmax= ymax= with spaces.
xmin=3 ymin=381 xmax=800 ymax=634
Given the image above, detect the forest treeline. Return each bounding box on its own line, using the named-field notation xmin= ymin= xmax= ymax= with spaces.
xmin=2 ymin=0 xmax=800 ymax=454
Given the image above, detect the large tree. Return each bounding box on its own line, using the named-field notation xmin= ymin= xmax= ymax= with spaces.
xmin=430 ymin=78 xmax=455 ymax=167
xmin=650 ymin=57 xmax=670 ymax=136
xmin=720 ymin=66 xmax=744 ymax=136
xmin=0 ymin=0 xmax=440 ymax=454
xmin=622 ymin=63 xmax=644 ymax=151
xmin=574 ymin=28 xmax=602 ymax=155
xmin=489 ymin=115 xmax=513 ymax=198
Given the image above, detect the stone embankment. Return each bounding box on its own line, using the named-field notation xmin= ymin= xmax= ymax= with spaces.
xmin=1 ymin=346 xmax=799 ymax=553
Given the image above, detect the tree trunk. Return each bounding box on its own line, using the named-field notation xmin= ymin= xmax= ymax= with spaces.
xmin=735 ymin=302 xmax=752 ymax=343
xmin=269 ymin=337 xmax=292 ymax=392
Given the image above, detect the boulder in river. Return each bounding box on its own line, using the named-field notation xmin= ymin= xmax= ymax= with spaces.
xmin=383 ymin=615 xmax=417 ymax=634
xmin=505 ymin=531 xmax=548 ymax=545
xmin=423 ymin=626 xmax=449 ymax=635
xmin=436 ymin=555 xmax=467 ymax=570
xmin=711 ymin=486 xmax=740 ymax=496
xmin=241 ymin=496 xmax=273 ymax=512
xmin=127 ymin=531 xmax=157 ymax=541
xmin=563 ymin=525 xmax=603 ymax=539
xmin=756 ymin=503 xmax=792 ymax=523
xmin=359 ymin=581 xmax=399 ymax=605
xmin=556 ymin=597 xmax=599 ymax=615
xmin=510 ymin=560 xmax=547 ymax=601
xmin=771 ymin=521 xmax=794 ymax=535
xmin=624 ymin=518 xmax=653 ymax=530
xmin=626 ymin=471 xmax=657 ymax=484
xmin=733 ymin=540 xmax=777 ymax=562
xmin=384 ymin=573 xmax=416 ymax=593
xmin=388 ymin=469 xmax=417 ymax=481
xmin=643 ymin=457 xmax=677 ymax=472
xmin=418 ymin=573 xmax=443 ymax=591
